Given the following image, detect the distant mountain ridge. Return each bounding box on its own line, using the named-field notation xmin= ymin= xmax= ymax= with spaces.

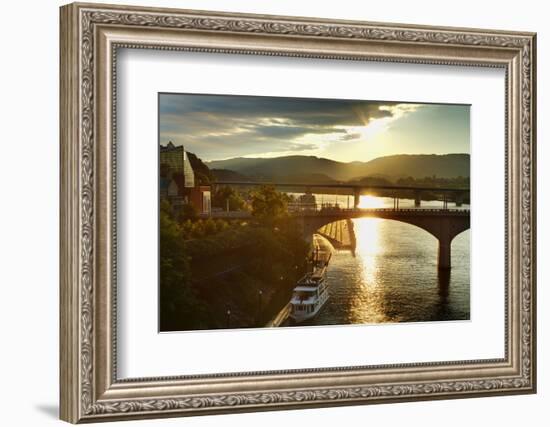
xmin=206 ymin=153 xmax=469 ymax=182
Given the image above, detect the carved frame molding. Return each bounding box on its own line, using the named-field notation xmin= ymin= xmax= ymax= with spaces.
xmin=60 ymin=2 xmax=536 ymax=423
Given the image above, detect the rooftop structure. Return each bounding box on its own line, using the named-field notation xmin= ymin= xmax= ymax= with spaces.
xmin=160 ymin=142 xmax=211 ymax=216
xmin=160 ymin=141 xmax=195 ymax=188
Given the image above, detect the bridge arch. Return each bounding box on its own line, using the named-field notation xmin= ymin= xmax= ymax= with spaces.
xmin=296 ymin=210 xmax=470 ymax=269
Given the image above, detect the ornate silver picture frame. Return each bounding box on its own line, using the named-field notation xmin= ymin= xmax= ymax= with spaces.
xmin=60 ymin=2 xmax=536 ymax=423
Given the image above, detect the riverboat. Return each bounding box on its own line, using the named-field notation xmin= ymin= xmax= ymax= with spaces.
xmin=289 ymin=265 xmax=329 ymax=323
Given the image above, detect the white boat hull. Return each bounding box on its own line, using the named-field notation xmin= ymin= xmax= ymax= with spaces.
xmin=290 ymin=289 xmax=329 ymax=323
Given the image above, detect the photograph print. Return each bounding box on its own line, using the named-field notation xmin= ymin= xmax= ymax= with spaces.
xmin=159 ymin=93 xmax=470 ymax=332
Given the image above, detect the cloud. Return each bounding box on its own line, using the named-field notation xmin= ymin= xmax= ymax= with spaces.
xmin=339 ymin=132 xmax=362 ymax=141
xmin=159 ymin=93 xmax=419 ymax=160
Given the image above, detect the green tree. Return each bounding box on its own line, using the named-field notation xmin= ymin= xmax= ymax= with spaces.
xmin=177 ymin=203 xmax=198 ymax=222
xmin=160 ymin=196 xmax=198 ymax=222
xmin=203 ymin=218 xmax=218 ymax=236
xmin=190 ymin=220 xmax=205 ymax=239
xmin=160 ymin=198 xmax=172 ymax=218
xmin=212 ymin=186 xmax=246 ymax=211
xmin=180 ymin=219 xmax=194 ymax=239
xmin=215 ymin=219 xmax=229 ymax=234
xmin=250 ymin=185 xmax=289 ymax=226
xmin=159 ymin=210 xmax=207 ymax=331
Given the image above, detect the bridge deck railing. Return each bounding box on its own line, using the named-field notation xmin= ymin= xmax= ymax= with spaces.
xmin=291 ymin=207 xmax=470 ymax=216
xmin=204 ymin=207 xmax=469 ymax=219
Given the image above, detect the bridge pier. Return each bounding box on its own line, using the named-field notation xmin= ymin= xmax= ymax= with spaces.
xmin=438 ymin=238 xmax=451 ymax=269
xmin=414 ymin=191 xmax=421 ymax=207
xmin=392 ymin=197 xmax=400 ymax=210
xmin=455 ymin=193 xmax=463 ymax=207
xmin=353 ymin=188 xmax=361 ymax=209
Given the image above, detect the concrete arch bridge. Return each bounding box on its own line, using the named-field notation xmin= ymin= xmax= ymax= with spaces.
xmin=294 ymin=208 xmax=470 ymax=269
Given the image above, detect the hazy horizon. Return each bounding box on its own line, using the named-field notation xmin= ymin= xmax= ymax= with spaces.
xmin=160 ymin=93 xmax=470 ymax=163
xmin=176 ymin=151 xmax=470 ymax=164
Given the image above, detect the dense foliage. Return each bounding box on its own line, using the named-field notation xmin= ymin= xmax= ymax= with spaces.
xmin=159 ymin=187 xmax=309 ymax=331
xmin=250 ymin=185 xmax=290 ymax=226
xmin=186 ymin=151 xmax=213 ymax=184
xmin=211 ymin=185 xmax=247 ymax=211
xmin=159 ymin=206 xmax=208 ymax=331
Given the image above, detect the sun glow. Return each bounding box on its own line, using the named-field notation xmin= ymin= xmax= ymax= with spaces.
xmin=358 ymin=117 xmax=392 ymax=139
xmin=357 ymin=195 xmax=386 ymax=209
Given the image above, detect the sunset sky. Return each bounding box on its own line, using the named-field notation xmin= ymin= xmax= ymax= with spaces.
xmin=159 ymin=93 xmax=470 ymax=163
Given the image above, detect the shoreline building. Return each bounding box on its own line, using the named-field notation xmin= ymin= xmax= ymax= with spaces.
xmin=288 ymin=191 xmax=317 ymax=212
xmin=160 ymin=141 xmax=211 ymax=216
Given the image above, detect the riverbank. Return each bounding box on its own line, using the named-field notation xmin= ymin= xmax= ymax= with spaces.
xmin=160 ymin=210 xmax=310 ymax=331
xmin=269 ymin=234 xmax=335 ymax=327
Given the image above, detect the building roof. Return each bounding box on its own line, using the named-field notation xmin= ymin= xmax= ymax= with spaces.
xmin=160 ymin=141 xmax=180 ymax=152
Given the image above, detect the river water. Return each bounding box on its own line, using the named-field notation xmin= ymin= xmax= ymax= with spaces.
xmin=287 ymin=194 xmax=470 ymax=326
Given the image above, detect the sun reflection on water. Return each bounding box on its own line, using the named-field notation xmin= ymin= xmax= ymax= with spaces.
xmin=357 ymin=194 xmax=386 ymax=209
xmin=348 ymin=217 xmax=389 ymax=323
xmin=354 ymin=218 xmax=382 ymax=287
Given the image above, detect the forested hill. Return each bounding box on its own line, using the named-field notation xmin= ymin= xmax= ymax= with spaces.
xmin=206 ymin=153 xmax=469 ymax=182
